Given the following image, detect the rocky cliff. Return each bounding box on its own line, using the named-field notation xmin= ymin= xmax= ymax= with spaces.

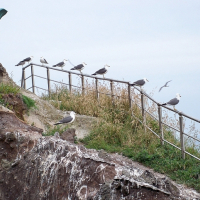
xmin=0 ymin=63 xmax=200 ymax=199
xmin=0 ymin=111 xmax=200 ymax=200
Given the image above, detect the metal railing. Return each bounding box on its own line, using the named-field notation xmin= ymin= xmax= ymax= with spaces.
xmin=21 ymin=63 xmax=200 ymax=161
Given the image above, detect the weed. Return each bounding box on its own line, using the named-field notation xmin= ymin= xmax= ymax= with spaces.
xmin=22 ymin=95 xmax=36 ymax=109
xmin=43 ymin=125 xmax=69 ymax=136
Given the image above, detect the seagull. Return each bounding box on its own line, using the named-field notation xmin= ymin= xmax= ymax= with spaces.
xmin=22 ymin=56 xmax=34 ymax=64
xmin=92 ymin=64 xmax=110 ymax=78
xmin=15 ymin=61 xmax=26 ymax=67
xmin=54 ymin=111 xmax=76 ymax=125
xmin=40 ymin=57 xmax=48 ymax=65
xmin=53 ymin=59 xmax=68 ymax=70
xmin=71 ymin=62 xmax=87 ymax=73
xmin=130 ymin=78 xmax=149 ymax=89
xmin=159 ymin=80 xmax=172 ymax=92
xmin=162 ymin=93 xmax=181 ymax=110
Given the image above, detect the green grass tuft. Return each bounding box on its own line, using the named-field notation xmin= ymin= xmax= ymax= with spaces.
xmin=22 ymin=95 xmax=36 ymax=109
xmin=42 ymin=125 xmax=69 ymax=136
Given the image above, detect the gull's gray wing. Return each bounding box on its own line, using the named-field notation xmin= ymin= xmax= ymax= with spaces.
xmin=95 ymin=68 xmax=107 ymax=75
xmin=133 ymin=79 xmax=145 ymax=86
xmin=167 ymin=98 xmax=179 ymax=105
xmin=59 ymin=116 xmax=73 ymax=124
xmin=165 ymin=80 xmax=172 ymax=86
xmin=74 ymin=64 xmax=84 ymax=70
xmin=44 ymin=59 xmax=48 ymax=64
xmin=15 ymin=61 xmax=25 ymax=66
xmin=53 ymin=61 xmax=64 ymax=67
xmin=22 ymin=57 xmax=31 ymax=62
xmin=159 ymin=86 xmax=164 ymax=92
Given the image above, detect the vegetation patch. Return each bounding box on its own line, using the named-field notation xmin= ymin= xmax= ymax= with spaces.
xmin=43 ymin=125 xmax=69 ymax=136
xmin=42 ymin=83 xmax=200 ymax=191
xmin=22 ymin=95 xmax=36 ymax=109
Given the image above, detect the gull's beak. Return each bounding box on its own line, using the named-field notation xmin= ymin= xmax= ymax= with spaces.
xmin=147 ymin=79 xmax=149 ymax=82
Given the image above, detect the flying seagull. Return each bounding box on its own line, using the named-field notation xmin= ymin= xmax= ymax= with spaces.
xmin=71 ymin=62 xmax=87 ymax=73
xmin=40 ymin=57 xmax=48 ymax=65
xmin=0 ymin=8 xmax=8 ymax=20
xmin=162 ymin=93 xmax=181 ymax=110
xmin=159 ymin=80 xmax=172 ymax=92
xmin=15 ymin=61 xmax=26 ymax=67
xmin=22 ymin=56 xmax=34 ymax=64
xmin=92 ymin=64 xmax=110 ymax=78
xmin=54 ymin=111 xmax=76 ymax=125
xmin=53 ymin=59 xmax=68 ymax=70
xmin=130 ymin=78 xmax=149 ymax=89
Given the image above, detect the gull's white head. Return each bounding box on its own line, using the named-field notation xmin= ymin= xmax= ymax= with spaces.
xmin=104 ymin=64 xmax=110 ymax=69
xmin=70 ymin=111 xmax=76 ymax=116
xmin=82 ymin=62 xmax=87 ymax=66
xmin=176 ymin=93 xmax=181 ymax=100
xmin=63 ymin=59 xmax=68 ymax=63
xmin=30 ymin=56 xmax=34 ymax=59
xmin=143 ymin=78 xmax=149 ymax=82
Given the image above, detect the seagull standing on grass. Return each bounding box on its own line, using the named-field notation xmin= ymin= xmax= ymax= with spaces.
xmin=71 ymin=62 xmax=87 ymax=74
xmin=92 ymin=64 xmax=110 ymax=78
xmin=22 ymin=56 xmax=34 ymax=64
xmin=159 ymin=80 xmax=172 ymax=92
xmin=130 ymin=78 xmax=149 ymax=89
xmin=15 ymin=61 xmax=26 ymax=67
xmin=40 ymin=57 xmax=48 ymax=65
xmin=162 ymin=93 xmax=181 ymax=110
xmin=54 ymin=111 xmax=76 ymax=125
xmin=53 ymin=59 xmax=68 ymax=70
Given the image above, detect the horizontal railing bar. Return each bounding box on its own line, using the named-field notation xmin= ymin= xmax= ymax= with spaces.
xmin=131 ymin=113 xmax=143 ymax=124
xmin=162 ymin=121 xmax=180 ymax=132
xmin=145 ymin=126 xmax=160 ymax=138
xmin=183 ymin=132 xmax=200 ymax=143
xmin=24 ymin=75 xmax=32 ymax=80
xmin=35 ymin=86 xmax=48 ymax=91
xmin=34 ymin=75 xmax=47 ymax=80
xmin=27 ymin=86 xmax=32 ymax=90
xmin=145 ymin=109 xmax=159 ymax=121
xmin=24 ymin=63 xmax=130 ymax=84
xmin=163 ymin=139 xmax=181 ymax=150
xmin=23 ymin=63 xmax=200 ymax=123
xmin=184 ymin=151 xmax=200 ymax=161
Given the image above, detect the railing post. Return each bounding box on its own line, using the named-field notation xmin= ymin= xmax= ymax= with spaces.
xmin=81 ymin=75 xmax=85 ymax=96
xmin=23 ymin=69 xmax=26 ymax=90
xmin=31 ymin=64 xmax=35 ymax=94
xmin=47 ymin=68 xmax=51 ymax=96
xmin=158 ymin=105 xmax=164 ymax=145
xmin=110 ymin=80 xmax=114 ymax=104
xmin=179 ymin=113 xmax=185 ymax=159
xmin=21 ymin=69 xmax=24 ymax=88
xmin=141 ymin=92 xmax=146 ymax=132
xmin=68 ymin=72 xmax=72 ymax=94
xmin=95 ymin=78 xmax=99 ymax=100
xmin=128 ymin=83 xmax=132 ymax=108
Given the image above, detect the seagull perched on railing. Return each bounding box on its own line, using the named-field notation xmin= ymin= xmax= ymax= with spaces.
xmin=40 ymin=57 xmax=48 ymax=65
xmin=159 ymin=80 xmax=172 ymax=92
xmin=15 ymin=61 xmax=26 ymax=67
xmin=53 ymin=59 xmax=68 ymax=70
xmin=130 ymin=78 xmax=149 ymax=89
xmin=71 ymin=62 xmax=87 ymax=74
xmin=92 ymin=64 xmax=110 ymax=78
xmin=54 ymin=111 xmax=76 ymax=125
xmin=162 ymin=93 xmax=181 ymax=110
xmin=22 ymin=56 xmax=34 ymax=64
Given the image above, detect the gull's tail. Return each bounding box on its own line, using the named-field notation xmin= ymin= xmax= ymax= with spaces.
xmin=92 ymin=73 xmax=97 ymax=75
xmin=54 ymin=122 xmax=62 ymax=125
xmin=71 ymin=68 xmax=75 ymax=70
xmin=162 ymin=103 xmax=167 ymax=106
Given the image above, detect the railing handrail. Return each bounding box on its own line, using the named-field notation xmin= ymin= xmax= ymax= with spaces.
xmin=21 ymin=63 xmax=200 ymax=161
xmin=22 ymin=63 xmax=200 ymax=123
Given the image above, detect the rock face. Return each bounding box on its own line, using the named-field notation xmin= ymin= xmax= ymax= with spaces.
xmin=0 ymin=111 xmax=200 ymax=200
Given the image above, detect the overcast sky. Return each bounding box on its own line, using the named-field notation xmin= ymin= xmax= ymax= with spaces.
xmin=1 ymin=1 xmax=200 ymax=121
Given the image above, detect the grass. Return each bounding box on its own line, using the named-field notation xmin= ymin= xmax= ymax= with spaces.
xmin=42 ymin=125 xmax=69 ymax=136
xmin=22 ymin=95 xmax=36 ymax=109
xmin=42 ymin=82 xmax=200 ymax=191
xmin=0 ymin=83 xmax=20 ymax=95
